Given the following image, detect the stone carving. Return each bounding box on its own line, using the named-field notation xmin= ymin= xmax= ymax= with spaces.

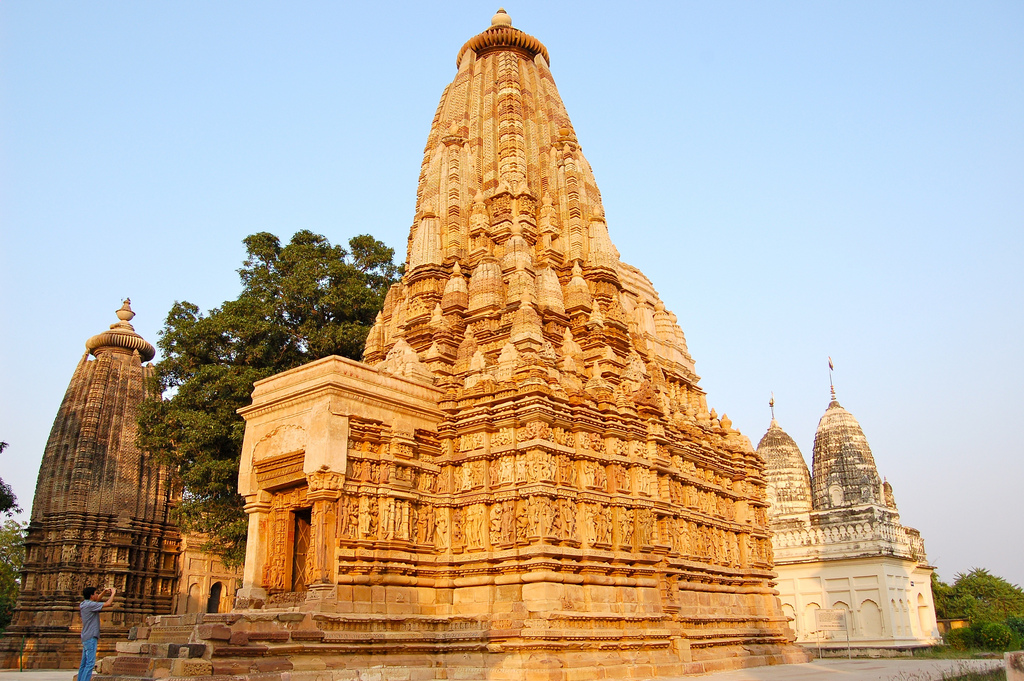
xmin=452 ymin=507 xmax=465 ymax=548
xmin=492 ymin=428 xmax=514 ymax=447
xmin=558 ymin=455 xmax=577 ymax=487
xmin=560 ymin=499 xmax=577 ymax=541
xmin=520 ymin=421 xmax=553 ymax=442
xmin=499 ymin=455 xmax=514 ymax=484
xmin=526 ymin=451 xmax=556 ymax=482
xmin=435 ymin=509 xmax=450 ymax=550
xmin=466 ymin=505 xmax=486 ymax=550
xmin=616 ymin=507 xmax=634 ymax=550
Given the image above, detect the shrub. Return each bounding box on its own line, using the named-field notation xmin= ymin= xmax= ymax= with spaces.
xmin=944 ymin=626 xmax=977 ymax=650
xmin=976 ymin=622 xmax=1012 ymax=650
xmin=1007 ymin=616 xmax=1024 ymax=640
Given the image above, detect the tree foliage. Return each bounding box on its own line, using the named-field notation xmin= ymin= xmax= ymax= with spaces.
xmin=138 ymin=231 xmax=401 ymax=566
xmin=933 ymin=568 xmax=1024 ymax=623
xmin=0 ymin=519 xmax=27 ymax=633
xmin=0 ymin=442 xmax=20 ymax=518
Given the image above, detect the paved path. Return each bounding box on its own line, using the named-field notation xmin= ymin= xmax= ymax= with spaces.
xmin=0 ymin=659 xmax=1006 ymax=681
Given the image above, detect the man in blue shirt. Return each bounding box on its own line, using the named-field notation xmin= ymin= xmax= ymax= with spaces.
xmin=78 ymin=586 xmax=115 ymax=681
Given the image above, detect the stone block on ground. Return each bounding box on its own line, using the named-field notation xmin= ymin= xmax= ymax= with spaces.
xmin=170 ymin=658 xmax=214 ymax=677
xmin=1007 ymin=651 xmax=1024 ymax=681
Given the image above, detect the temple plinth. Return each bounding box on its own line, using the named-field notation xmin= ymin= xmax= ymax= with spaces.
xmin=94 ymin=11 xmax=808 ymax=680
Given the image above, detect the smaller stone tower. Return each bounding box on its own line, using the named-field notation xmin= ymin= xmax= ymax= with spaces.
xmin=0 ymin=301 xmax=180 ymax=669
xmin=759 ymin=418 xmax=812 ymax=517
xmin=757 ymin=389 xmax=937 ymax=650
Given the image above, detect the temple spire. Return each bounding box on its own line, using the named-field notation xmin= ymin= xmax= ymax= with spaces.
xmin=3 ymin=300 xmax=176 ymax=666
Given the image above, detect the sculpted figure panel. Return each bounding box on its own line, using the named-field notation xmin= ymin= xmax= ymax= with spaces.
xmin=492 ymin=428 xmax=514 ymax=447
xmin=500 ymin=455 xmax=514 ymax=484
xmin=435 ymin=508 xmax=449 ymax=550
xmin=616 ymin=507 xmax=634 ymax=550
xmin=558 ymin=455 xmax=577 ymax=487
xmin=637 ymin=509 xmax=654 ymax=546
xmin=515 ymin=499 xmax=528 ymax=543
xmin=561 ymin=499 xmax=577 ymax=541
xmin=489 ymin=503 xmax=502 ymax=545
xmin=466 ymin=504 xmax=485 ymax=550
xmin=582 ymin=504 xmax=597 ymax=545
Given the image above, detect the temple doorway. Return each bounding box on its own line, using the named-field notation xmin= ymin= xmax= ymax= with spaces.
xmin=206 ymin=582 xmax=222 ymax=613
xmin=291 ymin=508 xmax=312 ymax=592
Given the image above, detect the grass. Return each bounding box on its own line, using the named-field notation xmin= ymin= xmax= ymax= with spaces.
xmin=913 ymin=645 xmax=1007 ymax=660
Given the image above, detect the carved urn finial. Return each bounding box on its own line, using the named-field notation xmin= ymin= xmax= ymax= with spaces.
xmin=116 ymin=298 xmax=135 ymax=323
xmin=492 ymin=8 xmax=512 ymax=27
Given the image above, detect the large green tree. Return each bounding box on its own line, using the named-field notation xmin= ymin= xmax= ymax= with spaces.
xmin=0 ymin=442 xmax=20 ymax=518
xmin=933 ymin=568 xmax=1024 ymax=623
xmin=0 ymin=519 xmax=27 ymax=633
xmin=139 ymin=231 xmax=401 ymax=565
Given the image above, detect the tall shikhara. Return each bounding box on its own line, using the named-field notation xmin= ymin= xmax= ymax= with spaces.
xmin=1 ymin=301 xmax=179 ymax=669
xmin=94 ymin=11 xmax=806 ymax=681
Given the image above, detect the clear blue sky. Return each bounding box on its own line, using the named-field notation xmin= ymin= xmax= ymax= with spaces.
xmin=2 ymin=2 xmax=1022 ymax=587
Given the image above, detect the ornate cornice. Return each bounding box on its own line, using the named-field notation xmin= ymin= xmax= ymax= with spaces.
xmin=456 ymin=12 xmax=549 ymax=68
xmin=85 ymin=298 xmax=156 ymax=362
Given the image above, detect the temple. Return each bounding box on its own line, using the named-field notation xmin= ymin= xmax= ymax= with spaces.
xmin=93 ymin=10 xmax=807 ymax=680
xmin=757 ymin=389 xmax=938 ymax=652
xmin=0 ymin=301 xmax=243 ymax=670
xmin=0 ymin=301 xmax=180 ymax=668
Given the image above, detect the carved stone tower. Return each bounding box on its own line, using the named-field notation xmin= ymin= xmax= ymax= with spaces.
xmin=0 ymin=301 xmax=180 ymax=669
xmin=758 ymin=392 xmax=937 ymax=648
xmin=759 ymin=418 xmax=812 ymax=518
xmin=94 ymin=11 xmax=807 ymax=681
xmin=811 ymin=397 xmax=884 ymax=510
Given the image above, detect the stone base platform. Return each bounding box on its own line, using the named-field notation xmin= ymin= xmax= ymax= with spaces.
xmin=93 ymin=609 xmax=810 ymax=681
xmin=0 ymin=629 xmax=126 ymax=669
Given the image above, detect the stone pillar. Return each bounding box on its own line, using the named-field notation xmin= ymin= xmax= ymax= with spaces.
xmin=306 ymin=472 xmax=343 ymax=585
xmin=237 ymin=492 xmax=271 ymax=606
xmin=304 ymin=470 xmax=343 ymax=608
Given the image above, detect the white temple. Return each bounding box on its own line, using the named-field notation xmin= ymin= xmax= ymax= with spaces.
xmin=757 ymin=391 xmax=939 ymax=651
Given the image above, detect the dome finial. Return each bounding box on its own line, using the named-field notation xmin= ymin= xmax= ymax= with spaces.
xmin=116 ymin=298 xmax=135 ymax=323
xmin=769 ymin=391 xmax=776 ymax=422
xmin=85 ymin=299 xmax=155 ymax=362
xmin=457 ymin=8 xmax=549 ymax=67
xmin=492 ymin=8 xmax=512 ymax=27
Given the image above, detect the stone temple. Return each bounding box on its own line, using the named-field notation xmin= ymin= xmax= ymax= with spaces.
xmin=757 ymin=389 xmax=938 ymax=651
xmin=0 ymin=302 xmax=242 ymax=670
xmin=0 ymin=301 xmax=180 ymax=668
xmin=95 ymin=10 xmax=808 ymax=681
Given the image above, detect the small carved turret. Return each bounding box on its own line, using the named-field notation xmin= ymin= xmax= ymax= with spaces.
xmin=564 ymin=262 xmax=593 ymax=315
xmin=441 ymin=262 xmax=469 ymax=312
